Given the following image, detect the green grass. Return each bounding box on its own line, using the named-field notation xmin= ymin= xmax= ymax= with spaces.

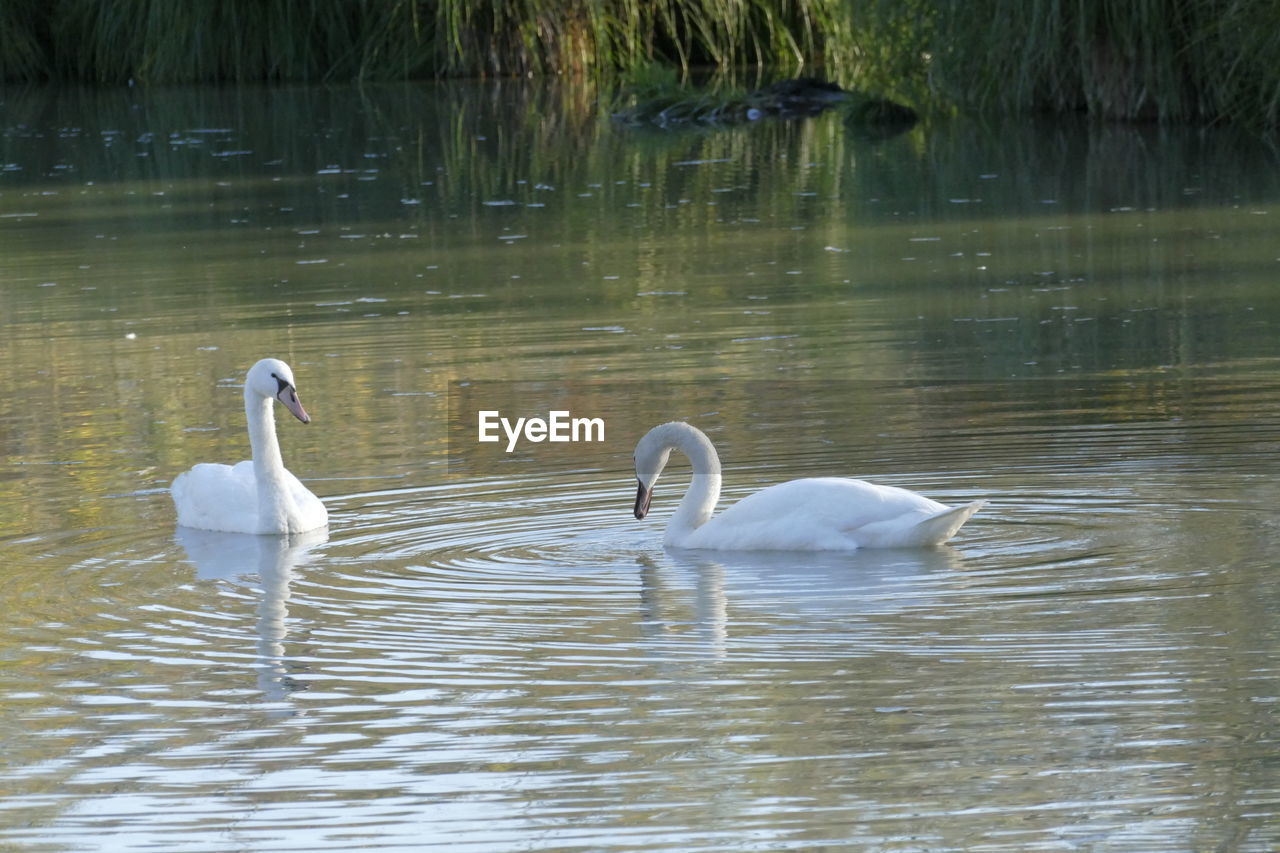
xmin=1 ymin=0 xmax=1276 ymax=130
xmin=21 ymin=0 xmax=856 ymax=82
xmin=927 ymin=0 xmax=1280 ymax=127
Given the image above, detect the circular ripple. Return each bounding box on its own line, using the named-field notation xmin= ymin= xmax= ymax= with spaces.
xmin=7 ymin=436 xmax=1280 ymax=853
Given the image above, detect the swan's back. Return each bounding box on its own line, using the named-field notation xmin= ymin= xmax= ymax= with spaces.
xmin=679 ymin=477 xmax=981 ymax=550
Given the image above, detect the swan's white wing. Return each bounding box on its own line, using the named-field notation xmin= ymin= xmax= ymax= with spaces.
xmin=682 ymin=477 xmax=977 ymax=550
xmin=172 ymin=460 xmax=261 ymax=534
xmin=172 ymin=460 xmax=327 ymax=535
xmin=852 ymin=498 xmax=985 ymax=548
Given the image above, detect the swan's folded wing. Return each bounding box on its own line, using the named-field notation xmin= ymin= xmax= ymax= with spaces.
xmin=852 ymin=500 xmax=985 ymax=548
xmin=684 ymin=478 xmax=981 ymax=550
xmin=172 ymin=461 xmax=259 ymax=533
xmin=687 ymin=478 xmax=940 ymax=550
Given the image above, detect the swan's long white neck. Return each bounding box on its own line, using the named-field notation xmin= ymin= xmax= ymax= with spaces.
xmin=245 ymin=387 xmax=291 ymax=532
xmin=662 ymin=424 xmax=722 ymax=545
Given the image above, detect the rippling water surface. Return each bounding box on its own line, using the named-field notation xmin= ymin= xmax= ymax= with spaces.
xmin=3 ymin=83 xmax=1280 ymax=851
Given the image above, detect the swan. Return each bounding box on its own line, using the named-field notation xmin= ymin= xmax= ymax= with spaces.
xmin=632 ymin=421 xmax=983 ymax=550
xmin=171 ymin=358 xmax=328 ymax=535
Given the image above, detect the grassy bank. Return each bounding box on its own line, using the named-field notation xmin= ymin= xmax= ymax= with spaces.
xmin=0 ymin=0 xmax=862 ymax=82
xmin=1 ymin=0 xmax=1276 ymax=129
xmin=929 ymin=0 xmax=1280 ymax=128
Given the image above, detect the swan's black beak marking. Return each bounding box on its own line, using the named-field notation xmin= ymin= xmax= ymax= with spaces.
xmin=272 ymin=372 xmax=311 ymax=424
xmin=634 ymin=480 xmax=653 ymax=519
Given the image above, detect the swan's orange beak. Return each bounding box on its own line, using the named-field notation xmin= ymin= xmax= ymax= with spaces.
xmin=634 ymin=480 xmax=652 ymax=519
xmin=278 ymin=385 xmax=311 ymax=424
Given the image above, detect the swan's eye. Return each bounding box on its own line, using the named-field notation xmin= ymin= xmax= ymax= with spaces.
xmin=273 ymin=374 xmax=291 ymax=395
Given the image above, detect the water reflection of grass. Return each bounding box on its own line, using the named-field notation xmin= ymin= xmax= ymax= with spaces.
xmin=3 ymin=84 xmax=1280 ymax=539
xmin=5 ymin=84 xmax=1274 ymax=236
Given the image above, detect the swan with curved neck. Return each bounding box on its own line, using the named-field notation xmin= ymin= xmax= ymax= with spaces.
xmin=171 ymin=358 xmax=328 ymax=535
xmin=633 ymin=422 xmax=982 ymax=550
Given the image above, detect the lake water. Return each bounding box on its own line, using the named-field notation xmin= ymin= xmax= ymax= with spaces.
xmin=3 ymin=82 xmax=1280 ymax=851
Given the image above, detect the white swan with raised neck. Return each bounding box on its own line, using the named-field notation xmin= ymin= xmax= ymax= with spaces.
xmin=633 ymin=421 xmax=982 ymax=550
xmin=171 ymin=358 xmax=328 ymax=535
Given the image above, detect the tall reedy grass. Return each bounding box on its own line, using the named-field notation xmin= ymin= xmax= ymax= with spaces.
xmin=5 ymin=0 xmax=859 ymax=83
xmin=926 ymin=0 xmax=1280 ymax=127
xmin=430 ymin=0 xmax=860 ymax=77
xmin=0 ymin=0 xmax=1276 ymax=130
xmin=0 ymin=0 xmax=49 ymax=81
xmin=0 ymin=0 xmax=771 ymax=83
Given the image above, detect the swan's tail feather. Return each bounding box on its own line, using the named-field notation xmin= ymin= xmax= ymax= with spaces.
xmin=847 ymin=499 xmax=985 ymax=548
xmin=912 ymin=500 xmax=984 ymax=546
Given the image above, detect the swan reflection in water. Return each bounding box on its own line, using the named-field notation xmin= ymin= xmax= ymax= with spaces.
xmin=638 ymin=546 xmax=971 ymax=659
xmin=176 ymin=526 xmax=328 ymax=702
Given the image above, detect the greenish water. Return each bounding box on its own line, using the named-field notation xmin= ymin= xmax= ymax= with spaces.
xmin=2 ymin=82 xmax=1280 ymax=851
